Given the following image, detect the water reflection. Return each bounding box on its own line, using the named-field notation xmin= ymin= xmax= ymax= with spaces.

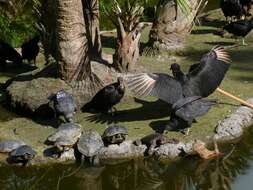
xmin=0 ymin=127 xmax=253 ymax=190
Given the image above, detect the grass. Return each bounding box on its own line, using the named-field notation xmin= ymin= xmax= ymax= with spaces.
xmin=0 ymin=10 xmax=253 ymax=164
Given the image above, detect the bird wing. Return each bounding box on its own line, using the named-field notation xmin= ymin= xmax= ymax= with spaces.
xmin=126 ymin=73 xmax=183 ymax=105
xmin=185 ymin=46 xmax=231 ymax=97
xmin=175 ymin=98 xmax=217 ymax=121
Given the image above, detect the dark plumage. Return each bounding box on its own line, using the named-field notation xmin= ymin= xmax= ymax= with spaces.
xmin=127 ymin=46 xmax=231 ymax=132
xmin=82 ymin=77 xmax=125 ymax=114
xmin=49 ymin=90 xmax=77 ymax=123
xmin=21 ymin=35 xmax=40 ymax=65
xmin=224 ymin=18 xmax=253 ymax=45
xmin=0 ymin=41 xmax=22 ymax=68
xmin=220 ymin=0 xmax=245 ymax=21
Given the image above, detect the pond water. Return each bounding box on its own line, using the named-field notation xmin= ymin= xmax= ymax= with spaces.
xmin=0 ymin=127 xmax=253 ymax=190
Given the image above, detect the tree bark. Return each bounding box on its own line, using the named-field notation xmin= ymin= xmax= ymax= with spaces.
xmin=56 ymin=0 xmax=91 ymax=82
xmin=148 ymin=0 xmax=201 ymax=50
xmin=82 ymin=0 xmax=102 ymax=59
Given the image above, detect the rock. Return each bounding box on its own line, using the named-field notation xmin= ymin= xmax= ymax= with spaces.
xmin=214 ymin=98 xmax=253 ymax=142
xmin=153 ymin=142 xmax=186 ymax=160
xmin=98 ymin=140 xmax=146 ymax=160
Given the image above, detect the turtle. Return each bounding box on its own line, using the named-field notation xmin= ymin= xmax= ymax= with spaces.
xmin=47 ymin=123 xmax=82 ymax=143
xmin=0 ymin=140 xmax=25 ymax=153
xmin=9 ymin=145 xmax=36 ymax=166
xmin=49 ymin=90 xmax=77 ymax=123
xmin=135 ymin=133 xmax=179 ymax=155
xmin=77 ymin=129 xmax=104 ymax=165
xmin=102 ymin=125 xmax=128 ymax=145
xmin=53 ymin=137 xmax=77 ymax=158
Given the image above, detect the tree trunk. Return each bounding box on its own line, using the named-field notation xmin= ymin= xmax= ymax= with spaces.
xmin=56 ymin=0 xmax=92 ymax=82
xmin=148 ymin=0 xmax=201 ymax=50
xmin=82 ymin=0 xmax=102 ymax=59
xmin=39 ymin=0 xmax=57 ymax=64
xmin=113 ymin=23 xmax=145 ymax=72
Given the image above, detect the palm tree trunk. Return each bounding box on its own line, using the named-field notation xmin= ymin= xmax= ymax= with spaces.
xmin=148 ymin=0 xmax=201 ymax=51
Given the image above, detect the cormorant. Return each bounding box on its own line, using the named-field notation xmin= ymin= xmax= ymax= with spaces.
xmin=220 ymin=0 xmax=245 ymax=22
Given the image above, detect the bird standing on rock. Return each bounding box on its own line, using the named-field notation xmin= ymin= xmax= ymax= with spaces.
xmin=223 ymin=17 xmax=253 ymax=45
xmin=81 ymin=77 xmax=125 ymax=115
xmin=21 ymin=35 xmax=40 ymax=66
xmin=126 ymin=46 xmax=231 ymax=134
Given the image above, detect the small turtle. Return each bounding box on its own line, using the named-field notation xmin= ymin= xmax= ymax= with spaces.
xmin=102 ymin=125 xmax=128 ymax=145
xmin=49 ymin=90 xmax=77 ymax=122
xmin=9 ymin=145 xmax=36 ymax=166
xmin=136 ymin=133 xmax=179 ymax=155
xmin=47 ymin=123 xmax=82 ymax=143
xmin=77 ymin=130 xmax=104 ymax=165
xmin=0 ymin=140 xmax=25 ymax=153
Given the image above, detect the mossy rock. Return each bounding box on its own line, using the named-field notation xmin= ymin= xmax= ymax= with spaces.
xmin=6 ymin=77 xmax=71 ymax=117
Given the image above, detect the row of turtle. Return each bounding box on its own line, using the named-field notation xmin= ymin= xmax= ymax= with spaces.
xmin=0 ymin=123 xmax=180 ymax=166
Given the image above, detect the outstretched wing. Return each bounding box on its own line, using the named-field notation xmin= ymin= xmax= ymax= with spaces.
xmin=126 ymin=73 xmax=183 ymax=105
xmin=185 ymin=46 xmax=231 ymax=97
xmin=175 ymin=98 xmax=217 ymax=121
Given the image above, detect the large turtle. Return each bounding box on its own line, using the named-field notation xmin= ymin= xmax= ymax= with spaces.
xmin=47 ymin=123 xmax=82 ymax=143
xmin=77 ymin=130 xmax=104 ymax=165
xmin=0 ymin=140 xmax=25 ymax=153
xmin=102 ymin=125 xmax=128 ymax=145
xmin=49 ymin=90 xmax=77 ymax=122
xmin=136 ymin=133 xmax=179 ymax=155
xmin=9 ymin=145 xmax=36 ymax=166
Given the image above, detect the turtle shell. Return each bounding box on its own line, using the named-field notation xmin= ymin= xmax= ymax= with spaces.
xmin=0 ymin=140 xmax=25 ymax=153
xmin=102 ymin=125 xmax=128 ymax=138
xmin=77 ymin=130 xmax=104 ymax=157
xmin=47 ymin=123 xmax=82 ymax=143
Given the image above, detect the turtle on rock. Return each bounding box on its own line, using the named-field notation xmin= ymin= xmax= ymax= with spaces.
xmin=0 ymin=140 xmax=25 ymax=153
xmin=46 ymin=123 xmax=82 ymax=158
xmin=49 ymin=90 xmax=77 ymax=123
xmin=102 ymin=125 xmax=128 ymax=146
xmin=135 ymin=133 xmax=179 ymax=156
xmin=77 ymin=130 xmax=104 ymax=165
xmin=9 ymin=145 xmax=36 ymax=166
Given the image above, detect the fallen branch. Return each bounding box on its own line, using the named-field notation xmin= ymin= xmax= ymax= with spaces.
xmin=217 ymin=87 xmax=253 ymax=109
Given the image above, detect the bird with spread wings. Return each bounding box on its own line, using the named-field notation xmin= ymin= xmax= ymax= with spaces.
xmin=126 ymin=46 xmax=231 ymax=134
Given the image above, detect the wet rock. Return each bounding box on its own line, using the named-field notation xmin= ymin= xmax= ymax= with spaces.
xmin=214 ymin=98 xmax=253 ymax=142
xmin=98 ymin=140 xmax=147 ymax=160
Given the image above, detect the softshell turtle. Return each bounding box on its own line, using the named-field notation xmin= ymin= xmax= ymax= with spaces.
xmin=49 ymin=90 xmax=77 ymax=122
xmin=136 ymin=133 xmax=179 ymax=155
xmin=47 ymin=123 xmax=82 ymax=143
xmin=0 ymin=140 xmax=25 ymax=153
xmin=102 ymin=125 xmax=128 ymax=145
xmin=77 ymin=130 xmax=104 ymax=165
xmin=9 ymin=145 xmax=36 ymax=166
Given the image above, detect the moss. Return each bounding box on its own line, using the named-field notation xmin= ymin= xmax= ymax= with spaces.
xmin=0 ymin=11 xmax=253 ymax=163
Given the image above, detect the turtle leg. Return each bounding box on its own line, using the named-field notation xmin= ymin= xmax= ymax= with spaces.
xmin=148 ymin=140 xmax=156 ymax=156
xmin=92 ymin=156 xmax=100 ymax=166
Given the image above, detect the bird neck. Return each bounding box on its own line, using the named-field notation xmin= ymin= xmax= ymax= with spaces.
xmin=174 ymin=70 xmax=186 ymax=82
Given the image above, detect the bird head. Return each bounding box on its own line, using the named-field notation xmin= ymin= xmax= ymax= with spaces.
xmin=117 ymin=77 xmax=125 ymax=90
xmin=170 ymin=63 xmax=181 ymax=77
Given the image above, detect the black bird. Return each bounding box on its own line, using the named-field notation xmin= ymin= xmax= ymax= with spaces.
xmin=82 ymin=77 xmax=125 ymax=114
xmin=240 ymin=0 xmax=253 ymax=15
xmin=220 ymin=0 xmax=245 ymax=22
xmin=21 ymin=35 xmax=40 ymax=66
xmin=224 ymin=17 xmax=253 ymax=45
xmin=127 ymin=46 xmax=231 ymax=133
xmin=0 ymin=41 xmax=22 ymax=68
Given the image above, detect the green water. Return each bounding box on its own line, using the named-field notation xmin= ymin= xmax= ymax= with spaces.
xmin=0 ymin=127 xmax=253 ymax=190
